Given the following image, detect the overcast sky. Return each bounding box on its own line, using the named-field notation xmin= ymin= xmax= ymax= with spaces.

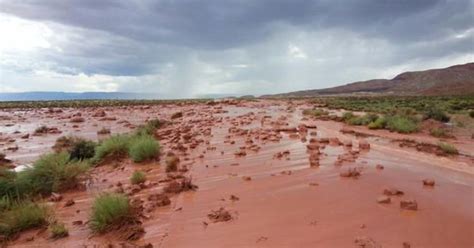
xmin=0 ymin=0 xmax=472 ymax=97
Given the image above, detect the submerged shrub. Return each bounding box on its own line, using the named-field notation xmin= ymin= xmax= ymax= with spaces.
xmin=385 ymin=115 xmax=419 ymax=133
xmin=0 ymin=202 xmax=49 ymax=238
xmin=130 ymin=171 xmax=146 ymax=185
xmin=347 ymin=113 xmax=378 ymax=126
xmin=89 ymin=193 xmax=132 ymax=233
xmin=128 ymin=135 xmax=160 ymax=163
xmin=469 ymin=110 xmax=474 ymax=118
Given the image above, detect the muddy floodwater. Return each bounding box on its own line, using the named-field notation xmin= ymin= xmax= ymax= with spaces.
xmin=1 ymin=99 xmax=473 ymax=247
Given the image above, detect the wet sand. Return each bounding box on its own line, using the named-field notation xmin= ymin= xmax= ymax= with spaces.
xmin=1 ymin=100 xmax=473 ymax=247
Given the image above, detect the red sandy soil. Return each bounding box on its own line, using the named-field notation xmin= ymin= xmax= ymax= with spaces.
xmin=0 ymin=100 xmax=473 ymax=247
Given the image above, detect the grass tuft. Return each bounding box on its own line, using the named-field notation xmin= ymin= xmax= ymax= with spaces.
xmin=89 ymin=193 xmax=132 ymax=233
xmin=49 ymin=222 xmax=69 ymax=239
xmin=130 ymin=171 xmax=146 ymax=185
xmin=385 ymin=115 xmax=419 ymax=133
xmin=128 ymin=135 xmax=160 ymax=163
xmin=15 ymin=152 xmax=89 ymax=196
xmin=0 ymin=202 xmax=49 ymax=238
xmin=93 ymin=135 xmax=131 ymax=163
xmin=438 ymin=142 xmax=458 ymax=155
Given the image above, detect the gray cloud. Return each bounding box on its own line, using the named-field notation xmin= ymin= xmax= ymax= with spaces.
xmin=0 ymin=0 xmax=472 ymax=96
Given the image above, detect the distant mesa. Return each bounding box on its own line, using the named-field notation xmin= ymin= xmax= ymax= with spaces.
xmin=264 ymin=62 xmax=474 ymax=97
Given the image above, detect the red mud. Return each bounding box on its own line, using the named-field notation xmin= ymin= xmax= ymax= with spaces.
xmin=1 ymin=100 xmax=473 ymax=247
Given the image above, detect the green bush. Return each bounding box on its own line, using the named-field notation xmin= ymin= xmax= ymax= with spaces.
xmin=49 ymin=222 xmax=69 ymax=239
xmin=89 ymin=193 xmax=132 ymax=233
xmin=69 ymin=139 xmax=96 ymax=161
xmin=438 ymin=142 xmax=458 ymax=155
xmin=16 ymin=152 xmax=89 ymax=196
xmin=385 ymin=115 xmax=419 ymax=133
xmin=347 ymin=113 xmax=378 ymax=126
xmin=469 ymin=110 xmax=474 ymax=118
xmin=302 ymin=108 xmax=328 ymax=117
xmin=430 ymin=128 xmax=450 ymax=138
xmin=424 ymin=107 xmax=450 ymax=122
xmin=368 ymin=116 xmax=387 ymax=129
xmin=93 ymin=135 xmax=131 ymax=163
xmin=130 ymin=171 xmax=146 ymax=185
xmin=135 ymin=119 xmax=161 ymax=136
xmin=0 ymin=202 xmax=49 ymax=238
xmin=342 ymin=112 xmax=355 ymax=121
xmin=128 ymin=135 xmax=160 ymax=163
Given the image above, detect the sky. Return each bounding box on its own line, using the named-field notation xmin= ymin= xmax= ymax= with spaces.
xmin=0 ymin=0 xmax=473 ymax=98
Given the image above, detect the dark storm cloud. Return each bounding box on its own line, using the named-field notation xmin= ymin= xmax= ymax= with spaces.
xmin=1 ymin=0 xmax=471 ymax=48
xmin=0 ymin=0 xmax=472 ymax=95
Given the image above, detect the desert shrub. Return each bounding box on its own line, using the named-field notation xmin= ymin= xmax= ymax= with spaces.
xmin=93 ymin=135 xmax=131 ymax=163
xmin=342 ymin=112 xmax=355 ymax=121
xmin=49 ymin=222 xmax=68 ymax=239
xmin=165 ymin=155 xmax=179 ymax=172
xmin=347 ymin=113 xmax=378 ymax=126
xmin=135 ymin=119 xmax=161 ymax=136
xmin=97 ymin=127 xmax=111 ymax=135
xmin=430 ymin=128 xmax=450 ymax=138
xmin=69 ymin=139 xmax=96 ymax=161
xmin=89 ymin=193 xmax=132 ymax=233
xmin=130 ymin=171 xmax=146 ymax=185
xmin=34 ymin=125 xmax=49 ymax=134
xmin=16 ymin=152 xmax=89 ymax=196
xmin=302 ymin=108 xmax=328 ymax=117
xmin=128 ymin=135 xmax=159 ymax=163
xmin=424 ymin=107 xmax=450 ymax=122
xmin=438 ymin=142 xmax=458 ymax=155
xmin=368 ymin=116 xmax=387 ymax=129
xmin=0 ymin=202 xmax=49 ymax=238
xmin=385 ymin=115 xmax=419 ymax=133
xmin=171 ymin=112 xmax=183 ymax=119
xmin=469 ymin=110 xmax=474 ymax=118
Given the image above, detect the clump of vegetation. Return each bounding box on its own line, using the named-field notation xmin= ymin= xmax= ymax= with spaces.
xmin=16 ymin=152 xmax=89 ymax=196
xmin=430 ymin=128 xmax=451 ymax=138
xmin=93 ymin=135 xmax=131 ymax=163
xmin=0 ymin=202 xmax=49 ymax=238
xmin=34 ymin=125 xmax=49 ymax=134
xmin=128 ymin=135 xmax=160 ymax=163
xmin=438 ymin=142 xmax=458 ymax=155
xmin=368 ymin=116 xmax=387 ymax=129
xmin=346 ymin=113 xmax=378 ymax=126
xmin=49 ymin=222 xmax=69 ymax=239
xmin=89 ymin=193 xmax=133 ymax=233
xmin=165 ymin=155 xmax=179 ymax=172
xmin=130 ymin=171 xmax=146 ymax=185
xmin=385 ymin=115 xmax=419 ymax=133
xmin=69 ymin=139 xmax=96 ymax=161
xmin=424 ymin=107 xmax=450 ymax=122
xmin=469 ymin=110 xmax=474 ymax=118
xmin=302 ymin=108 xmax=328 ymax=117
xmin=97 ymin=127 xmax=111 ymax=135
xmin=171 ymin=112 xmax=183 ymax=119
xmin=135 ymin=119 xmax=161 ymax=136
xmin=53 ymin=136 xmax=96 ymax=161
